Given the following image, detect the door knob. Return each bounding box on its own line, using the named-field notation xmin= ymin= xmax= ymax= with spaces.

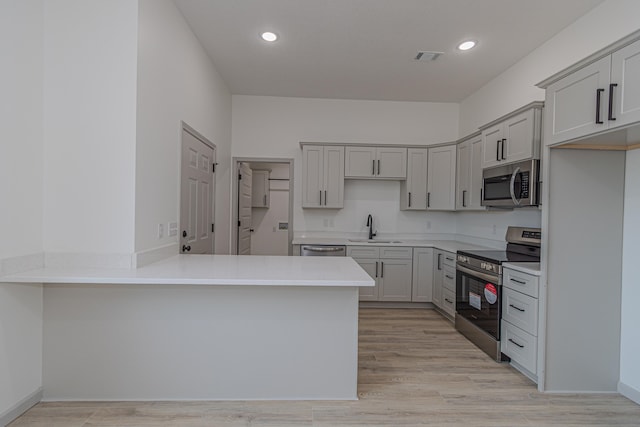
xmin=182 ymin=230 xmax=187 ymax=238
xmin=182 ymin=245 xmax=191 ymax=252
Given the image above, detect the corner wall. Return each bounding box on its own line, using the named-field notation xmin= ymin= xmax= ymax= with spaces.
xmin=0 ymin=0 xmax=44 ymax=421
xmin=135 ymin=0 xmax=232 ymax=255
xmin=620 ymin=149 xmax=640 ymax=403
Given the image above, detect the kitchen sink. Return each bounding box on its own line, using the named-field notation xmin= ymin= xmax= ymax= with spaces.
xmin=348 ymin=239 xmax=403 ymax=244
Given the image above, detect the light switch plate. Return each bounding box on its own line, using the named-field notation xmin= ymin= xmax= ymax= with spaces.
xmin=168 ymin=222 xmax=178 ymax=237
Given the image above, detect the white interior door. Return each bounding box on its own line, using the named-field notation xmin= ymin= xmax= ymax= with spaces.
xmin=180 ymin=128 xmax=215 ymax=254
xmin=237 ymin=162 xmax=253 ymax=255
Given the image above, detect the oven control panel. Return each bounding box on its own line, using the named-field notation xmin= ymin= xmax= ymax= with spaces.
xmin=480 ymin=262 xmax=499 ymax=274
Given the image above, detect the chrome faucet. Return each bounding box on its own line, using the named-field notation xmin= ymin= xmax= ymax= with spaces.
xmin=366 ymin=214 xmax=377 ymax=240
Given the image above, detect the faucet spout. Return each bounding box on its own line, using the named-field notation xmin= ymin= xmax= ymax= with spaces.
xmin=366 ymin=214 xmax=376 ymax=240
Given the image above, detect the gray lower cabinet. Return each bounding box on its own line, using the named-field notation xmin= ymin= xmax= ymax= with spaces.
xmin=501 ymin=267 xmax=540 ymax=382
xmin=433 ymin=249 xmax=456 ymax=319
xmin=348 ymin=246 xmax=413 ymax=302
xmin=411 ymin=248 xmax=434 ymax=302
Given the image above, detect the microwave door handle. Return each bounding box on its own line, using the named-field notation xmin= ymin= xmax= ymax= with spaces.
xmin=509 ymin=167 xmax=522 ymax=206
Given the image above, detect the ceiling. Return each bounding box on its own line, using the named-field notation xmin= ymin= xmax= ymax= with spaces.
xmin=174 ymin=0 xmax=603 ymax=103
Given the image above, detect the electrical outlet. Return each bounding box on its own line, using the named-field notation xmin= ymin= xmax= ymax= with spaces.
xmin=168 ymin=222 xmax=178 ymax=237
xmin=158 ymin=223 xmax=164 ymax=239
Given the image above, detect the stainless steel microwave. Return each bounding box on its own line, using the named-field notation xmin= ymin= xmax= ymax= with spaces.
xmin=481 ymin=159 xmax=539 ymax=208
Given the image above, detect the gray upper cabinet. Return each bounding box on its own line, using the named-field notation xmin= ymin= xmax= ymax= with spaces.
xmin=301 ymin=145 xmax=344 ymax=208
xmin=481 ymin=104 xmax=542 ymax=169
xmin=427 ymin=144 xmax=456 ymax=210
xmin=251 ymin=170 xmax=270 ymax=208
xmin=456 ymin=132 xmax=484 ymax=210
xmin=400 ymin=148 xmax=428 ymax=210
xmin=540 ymin=36 xmax=640 ymax=146
xmin=345 ymin=146 xmax=407 ymax=179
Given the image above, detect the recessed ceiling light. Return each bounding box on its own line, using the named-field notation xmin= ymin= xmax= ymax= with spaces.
xmin=458 ymin=40 xmax=476 ymax=51
xmin=261 ymin=32 xmax=278 ymax=42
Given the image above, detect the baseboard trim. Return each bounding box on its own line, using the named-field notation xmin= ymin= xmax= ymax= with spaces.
xmin=133 ymin=243 xmax=178 ymax=268
xmin=619 ymin=381 xmax=640 ymax=405
xmin=0 ymin=388 xmax=42 ymax=427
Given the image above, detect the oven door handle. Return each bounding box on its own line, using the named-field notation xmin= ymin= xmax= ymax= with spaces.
xmin=456 ymin=264 xmax=500 ymax=284
xmin=509 ymin=167 xmax=522 ymax=206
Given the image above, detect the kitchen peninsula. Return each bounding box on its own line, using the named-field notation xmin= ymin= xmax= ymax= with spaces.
xmin=1 ymin=255 xmax=373 ymax=401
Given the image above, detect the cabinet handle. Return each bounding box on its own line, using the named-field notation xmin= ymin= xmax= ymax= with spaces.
xmin=324 ymin=190 xmax=327 ymax=205
xmin=446 ymin=256 xmax=454 ymax=261
xmin=501 ymin=138 xmax=506 ymax=160
xmin=319 ymin=190 xmax=322 ymax=205
xmin=596 ymin=88 xmax=605 ymax=124
xmin=381 ymin=261 xmax=384 ymax=278
xmin=608 ymin=83 xmax=618 ymax=121
xmin=462 ymin=190 xmax=467 ymax=207
xmin=437 ymin=253 xmax=442 ymax=270
xmin=496 ymin=140 xmax=501 ymax=161
xmin=408 ymin=192 xmax=412 ymax=207
xmin=263 ymin=194 xmax=267 ymax=206
xmin=509 ymin=304 xmax=525 ymax=312
xmin=372 ymin=160 xmax=375 ymax=175
xmin=427 ymin=192 xmax=431 ymax=208
xmin=445 ymin=298 xmax=453 ymax=304
xmin=375 ymin=261 xmax=378 ymax=278
xmin=508 ymin=338 xmax=524 ymax=348
xmin=377 ymin=159 xmax=381 ymax=175
xmin=510 ymin=278 xmax=526 ymax=285
xmin=445 ymin=274 xmax=453 ymax=280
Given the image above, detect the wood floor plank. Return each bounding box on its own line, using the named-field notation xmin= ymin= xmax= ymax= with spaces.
xmin=8 ymin=308 xmax=640 ymax=426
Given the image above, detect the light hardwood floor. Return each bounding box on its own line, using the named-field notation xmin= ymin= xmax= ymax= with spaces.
xmin=9 ymin=308 xmax=640 ymax=426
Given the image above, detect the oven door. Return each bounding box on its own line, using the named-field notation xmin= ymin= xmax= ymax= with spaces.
xmin=456 ymin=264 xmax=502 ymax=339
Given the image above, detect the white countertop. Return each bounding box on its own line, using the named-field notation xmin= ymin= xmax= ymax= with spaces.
xmin=293 ymin=236 xmax=494 ymax=254
xmin=0 ymin=254 xmax=375 ymax=287
xmin=503 ymin=262 xmax=541 ymax=276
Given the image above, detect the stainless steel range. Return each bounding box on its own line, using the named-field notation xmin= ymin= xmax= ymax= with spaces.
xmin=455 ymin=226 xmax=541 ymax=361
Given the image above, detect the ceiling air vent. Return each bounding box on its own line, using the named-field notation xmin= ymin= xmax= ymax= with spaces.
xmin=414 ymin=51 xmax=443 ymax=61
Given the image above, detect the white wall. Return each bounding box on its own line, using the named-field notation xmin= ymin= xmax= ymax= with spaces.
xmin=620 ymin=149 xmax=640 ymax=402
xmin=459 ymin=0 xmax=640 ymax=136
xmin=135 ymin=0 xmax=233 ymax=255
xmin=456 ymin=209 xmax=541 ymax=246
xmin=232 ymin=95 xmax=459 ymax=236
xmin=42 ymin=0 xmax=139 ymax=256
xmin=0 ymin=0 xmax=44 ymax=420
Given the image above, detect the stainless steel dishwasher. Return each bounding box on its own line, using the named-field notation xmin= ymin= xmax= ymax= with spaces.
xmin=300 ymin=245 xmax=346 ymax=256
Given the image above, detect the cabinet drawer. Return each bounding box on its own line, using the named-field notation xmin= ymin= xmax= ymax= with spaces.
xmin=379 ymin=247 xmax=412 ymax=259
xmin=502 ymin=288 xmax=538 ymax=336
xmin=501 ymin=322 xmax=537 ymax=375
xmin=442 ymin=251 xmax=456 ymax=268
xmin=442 ymin=265 xmax=456 ymax=292
xmin=441 ymin=288 xmax=456 ymax=317
xmin=503 ymin=268 xmax=539 ymax=298
xmin=347 ymin=246 xmax=379 ymax=259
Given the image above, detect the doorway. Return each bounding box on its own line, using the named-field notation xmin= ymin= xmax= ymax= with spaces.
xmin=231 ymin=158 xmax=294 ymax=255
xmin=179 ymin=122 xmax=216 ymax=254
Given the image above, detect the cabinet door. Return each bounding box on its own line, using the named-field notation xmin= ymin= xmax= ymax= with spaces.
xmin=401 ymin=148 xmax=427 ymax=210
xmin=323 ymin=146 xmax=345 ymax=208
xmin=376 ymin=147 xmax=407 ymax=179
xmin=468 ymin=136 xmax=485 ymax=209
xmin=456 ymin=141 xmax=470 ymax=210
xmin=427 ymin=145 xmax=456 ymax=211
xmin=544 ymin=56 xmax=611 ymax=146
xmin=354 ymin=258 xmax=380 ymax=301
xmin=611 ymin=39 xmax=640 ymax=128
xmin=482 ymin=124 xmax=504 ymax=169
xmin=432 ymin=250 xmax=444 ymax=308
xmin=302 ymin=145 xmax=324 ymax=208
xmin=379 ymin=258 xmax=412 ymax=302
xmin=412 ymin=248 xmax=433 ymax=302
xmin=251 ymin=170 xmax=269 ymax=208
xmin=345 ymin=146 xmax=376 ymax=178
xmin=503 ymin=108 xmax=535 ymax=164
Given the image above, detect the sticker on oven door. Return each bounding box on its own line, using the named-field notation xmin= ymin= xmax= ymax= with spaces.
xmin=469 ymin=292 xmax=481 ymax=310
xmin=484 ymin=283 xmax=498 ymax=304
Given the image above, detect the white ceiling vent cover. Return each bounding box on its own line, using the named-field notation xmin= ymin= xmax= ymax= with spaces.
xmin=414 ymin=51 xmax=443 ymax=61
